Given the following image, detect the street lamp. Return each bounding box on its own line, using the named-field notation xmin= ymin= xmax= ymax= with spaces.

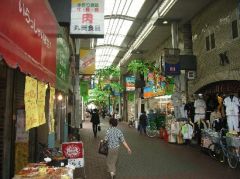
xmin=57 ymin=93 xmax=63 ymax=143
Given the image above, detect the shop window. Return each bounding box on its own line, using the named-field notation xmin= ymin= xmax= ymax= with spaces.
xmin=210 ymin=33 xmax=215 ymax=49
xmin=232 ymin=20 xmax=238 ymax=39
xmin=205 ymin=36 xmax=210 ymax=51
xmin=206 ymin=33 xmax=215 ymax=51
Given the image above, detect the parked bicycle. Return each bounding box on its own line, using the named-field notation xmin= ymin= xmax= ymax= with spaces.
xmin=207 ymin=128 xmax=240 ymax=169
xmin=128 ymin=117 xmax=135 ymax=128
xmin=146 ymin=120 xmax=158 ymax=138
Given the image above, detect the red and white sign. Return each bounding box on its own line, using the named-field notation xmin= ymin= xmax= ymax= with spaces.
xmin=62 ymin=142 xmax=84 ymax=159
xmin=70 ymin=0 xmax=104 ymax=36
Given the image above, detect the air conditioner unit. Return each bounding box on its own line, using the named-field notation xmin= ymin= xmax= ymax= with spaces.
xmin=187 ymin=71 xmax=196 ymax=80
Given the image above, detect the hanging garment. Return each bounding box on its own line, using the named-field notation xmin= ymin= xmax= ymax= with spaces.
xmin=194 ymin=98 xmax=206 ymax=122
xmin=223 ymin=96 xmax=240 ymax=132
xmin=181 ymin=124 xmax=194 ymax=140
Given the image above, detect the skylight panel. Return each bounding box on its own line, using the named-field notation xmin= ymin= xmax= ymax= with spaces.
xmin=126 ymin=0 xmax=145 ymax=17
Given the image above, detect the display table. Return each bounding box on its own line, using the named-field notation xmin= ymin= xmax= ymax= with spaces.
xmin=13 ymin=163 xmax=73 ymax=179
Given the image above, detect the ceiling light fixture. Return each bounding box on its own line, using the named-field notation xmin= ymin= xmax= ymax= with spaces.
xmin=162 ymin=20 xmax=168 ymax=24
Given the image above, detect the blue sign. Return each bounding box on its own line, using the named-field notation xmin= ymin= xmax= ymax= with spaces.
xmin=164 ymin=62 xmax=180 ymax=76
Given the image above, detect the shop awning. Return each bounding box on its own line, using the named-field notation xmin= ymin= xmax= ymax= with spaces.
xmin=0 ymin=0 xmax=58 ymax=85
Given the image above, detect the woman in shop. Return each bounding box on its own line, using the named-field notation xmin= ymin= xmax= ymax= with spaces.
xmin=104 ymin=117 xmax=132 ymax=178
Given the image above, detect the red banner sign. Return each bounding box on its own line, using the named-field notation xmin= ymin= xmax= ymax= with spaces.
xmin=0 ymin=0 xmax=57 ymax=85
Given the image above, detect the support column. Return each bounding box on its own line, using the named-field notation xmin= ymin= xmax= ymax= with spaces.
xmin=182 ymin=23 xmax=193 ymax=101
xmin=171 ymin=21 xmax=183 ymax=119
xmin=73 ymin=39 xmax=82 ymax=128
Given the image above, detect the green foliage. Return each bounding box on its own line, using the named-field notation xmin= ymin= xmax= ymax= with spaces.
xmin=95 ymin=65 xmax=121 ymax=90
xmin=127 ymin=59 xmax=152 ymax=76
xmin=88 ymin=87 xmax=109 ymax=106
xmin=95 ymin=65 xmax=120 ymax=81
xmin=109 ymin=82 xmax=123 ymax=92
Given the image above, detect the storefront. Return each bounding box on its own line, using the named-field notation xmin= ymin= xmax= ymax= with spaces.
xmin=0 ymin=0 xmax=58 ymax=178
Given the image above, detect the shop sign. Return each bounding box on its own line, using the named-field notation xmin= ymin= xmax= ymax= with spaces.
xmin=144 ymin=76 xmax=174 ymax=98
xmin=70 ymin=0 xmax=104 ymax=36
xmin=163 ymin=48 xmax=180 ymax=76
xmin=80 ymin=81 xmax=89 ymax=97
xmin=80 ymin=49 xmax=96 ymax=75
xmin=56 ymin=31 xmax=70 ymax=93
xmin=126 ymin=76 xmax=135 ymax=91
xmin=62 ymin=142 xmax=84 ymax=159
xmin=0 ymin=0 xmax=57 ymax=85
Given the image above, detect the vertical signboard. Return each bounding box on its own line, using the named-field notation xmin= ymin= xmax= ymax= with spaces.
xmin=80 ymin=49 xmax=96 ymax=74
xmin=56 ymin=28 xmax=70 ymax=93
xmin=70 ymin=0 xmax=104 ymax=36
xmin=126 ymin=76 xmax=135 ymax=91
xmin=163 ymin=48 xmax=180 ymax=76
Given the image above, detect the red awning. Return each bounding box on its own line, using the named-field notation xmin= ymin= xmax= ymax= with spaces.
xmin=0 ymin=0 xmax=57 ymax=85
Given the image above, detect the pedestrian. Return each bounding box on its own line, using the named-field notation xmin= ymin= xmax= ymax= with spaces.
xmin=104 ymin=117 xmax=132 ymax=179
xmin=147 ymin=109 xmax=156 ymax=121
xmin=139 ymin=111 xmax=147 ymax=134
xmin=89 ymin=108 xmax=100 ymax=138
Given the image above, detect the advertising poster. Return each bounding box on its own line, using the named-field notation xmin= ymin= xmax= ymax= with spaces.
xmin=70 ymin=0 xmax=104 ymax=36
xmin=16 ymin=110 xmax=29 ymax=142
xmin=49 ymin=87 xmax=55 ymax=133
xmin=80 ymin=49 xmax=96 ymax=75
xmin=24 ymin=76 xmax=39 ymax=131
xmin=126 ymin=76 xmax=135 ymax=91
xmin=37 ymin=81 xmax=46 ymax=126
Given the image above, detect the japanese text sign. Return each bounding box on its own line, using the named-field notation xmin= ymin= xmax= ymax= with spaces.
xmin=62 ymin=142 xmax=84 ymax=159
xmin=70 ymin=0 xmax=104 ymax=36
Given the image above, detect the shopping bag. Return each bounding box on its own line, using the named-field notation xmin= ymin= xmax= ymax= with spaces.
xmin=98 ymin=140 xmax=108 ymax=156
xmin=98 ymin=125 xmax=101 ymax=131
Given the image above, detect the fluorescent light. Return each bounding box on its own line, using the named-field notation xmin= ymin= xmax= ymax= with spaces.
xmin=118 ymin=0 xmax=178 ymax=66
xmin=159 ymin=0 xmax=178 ymax=17
xmin=163 ymin=20 xmax=168 ymax=24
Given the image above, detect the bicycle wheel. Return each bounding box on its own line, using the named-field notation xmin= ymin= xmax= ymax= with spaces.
xmin=146 ymin=125 xmax=157 ymax=138
xmin=227 ymin=146 xmax=238 ymax=169
xmin=208 ymin=143 xmax=216 ymax=158
xmin=215 ymin=146 xmax=225 ymax=163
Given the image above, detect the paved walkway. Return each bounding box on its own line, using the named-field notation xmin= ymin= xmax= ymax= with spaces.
xmin=79 ymin=118 xmax=240 ymax=179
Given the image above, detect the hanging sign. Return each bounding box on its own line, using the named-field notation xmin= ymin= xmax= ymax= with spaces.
xmin=80 ymin=49 xmax=96 ymax=74
xmin=56 ymin=28 xmax=70 ymax=93
xmin=70 ymin=0 xmax=104 ymax=36
xmin=126 ymin=76 xmax=135 ymax=91
xmin=49 ymin=87 xmax=55 ymax=133
xmin=163 ymin=48 xmax=180 ymax=76
xmin=80 ymin=81 xmax=89 ymax=97
xmin=37 ymin=81 xmax=46 ymax=126
xmin=24 ymin=77 xmax=39 ymax=131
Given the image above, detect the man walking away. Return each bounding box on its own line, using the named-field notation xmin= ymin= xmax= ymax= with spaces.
xmin=139 ymin=111 xmax=147 ymax=134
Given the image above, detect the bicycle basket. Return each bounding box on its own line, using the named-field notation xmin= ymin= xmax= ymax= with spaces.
xmin=226 ymin=136 xmax=240 ymax=147
xmin=209 ymin=132 xmax=220 ymax=144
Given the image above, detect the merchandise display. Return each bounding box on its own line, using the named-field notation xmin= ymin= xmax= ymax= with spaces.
xmin=13 ymin=163 xmax=73 ymax=179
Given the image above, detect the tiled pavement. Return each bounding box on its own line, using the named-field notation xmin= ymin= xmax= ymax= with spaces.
xmin=79 ymin=118 xmax=240 ymax=179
